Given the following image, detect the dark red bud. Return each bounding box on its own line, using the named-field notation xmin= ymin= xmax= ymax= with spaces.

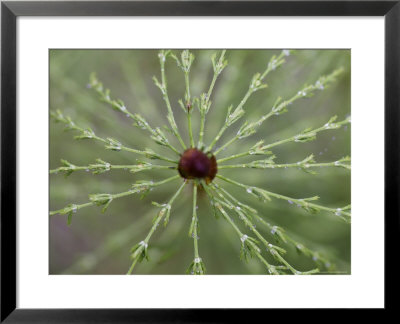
xmin=178 ymin=148 xmax=217 ymax=183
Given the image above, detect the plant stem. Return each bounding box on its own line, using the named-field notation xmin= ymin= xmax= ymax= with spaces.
xmin=206 ymin=124 xmax=228 ymax=153
xmin=211 ymin=184 xmax=319 ymax=274
xmin=187 ymin=111 xmax=194 ymax=148
xmin=89 ymin=77 xmax=181 ymax=156
xmin=207 ymin=50 xmax=289 ymax=153
xmin=127 ymin=180 xmax=186 ymax=274
xmin=206 ymin=90 xmax=252 ymax=153
xmin=122 ymin=146 xmax=178 ymax=163
xmin=143 ymin=184 xmax=185 ymax=243
xmin=50 ymin=164 xmax=176 ymax=175
xmin=218 ymin=160 xmax=350 ymax=170
xmin=184 ymin=71 xmax=191 ymax=103
xmin=217 ymin=116 xmax=350 ymax=163
xmin=211 ymin=184 xmax=282 ymax=251
xmin=254 ymin=213 xmax=333 ymax=268
xmin=192 ymin=183 xmax=199 ymax=258
xmin=216 ymin=174 xmax=351 ymax=222
xmin=213 ymin=67 xmax=344 ymax=156
xmin=202 ymin=183 xmax=241 ymax=236
xmin=183 ymin=61 xmax=195 ymax=148
xmin=214 ymin=135 xmax=238 ymax=155
xmin=159 ymin=52 xmax=187 ymax=150
xmin=198 ymin=50 xmax=226 ymax=148
xmin=50 ymin=110 xmax=178 ymax=163
xmin=217 ymin=151 xmax=250 ymax=163
xmin=152 ymin=175 xmax=181 ymax=186
xmin=207 ymin=50 xmax=226 ymax=100
xmin=198 ymin=111 xmax=206 ymax=149
xmin=202 ymin=182 xmax=278 ymax=274
xmin=50 ymin=175 xmax=181 ymax=217
xmin=127 ymin=257 xmax=139 ymax=275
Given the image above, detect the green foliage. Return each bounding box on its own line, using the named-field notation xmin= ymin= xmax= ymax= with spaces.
xmin=50 ymin=49 xmax=350 ymax=275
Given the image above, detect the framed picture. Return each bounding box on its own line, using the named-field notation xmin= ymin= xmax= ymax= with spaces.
xmin=1 ymin=0 xmax=398 ymax=321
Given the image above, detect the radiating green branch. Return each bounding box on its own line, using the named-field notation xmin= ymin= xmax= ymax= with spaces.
xmin=197 ymin=94 xmax=212 ymax=149
xmin=214 ymin=68 xmax=344 ymax=155
xmin=208 ymin=50 xmax=227 ymax=100
xmin=186 ymin=182 xmax=206 ymax=275
xmin=172 ymin=50 xmax=196 ymax=148
xmin=207 ymin=50 xmax=289 ymax=153
xmin=260 ymin=49 xmax=290 ymax=80
xmin=213 ymin=183 xmax=332 ymax=268
xmin=50 ymin=50 xmax=351 ymax=275
xmin=262 ymin=115 xmax=350 ymax=150
xmin=50 ymin=110 xmax=179 ymax=163
xmin=216 ymin=174 xmax=351 ymax=223
xmin=188 ymin=183 xmax=199 ymax=240
xmin=50 ymin=175 xmax=181 ymax=225
xmin=197 ymin=50 xmax=227 ymax=149
xmin=88 ymin=73 xmax=181 ymax=156
xmin=218 ymin=155 xmax=351 ymax=173
xmin=218 ymin=115 xmax=351 ymax=163
xmin=127 ymin=160 xmax=177 ymax=174
xmin=188 ymin=110 xmax=195 ymax=148
xmin=211 ymin=185 xmax=286 ymax=254
xmin=254 ymin=216 xmax=334 ymax=270
xmin=179 ymin=98 xmax=194 ymax=148
xmin=206 ymin=104 xmax=244 ymax=152
xmin=153 ymin=50 xmax=187 ymax=150
xmin=50 ymin=158 xmax=177 ymax=176
xmin=209 ymin=184 xmax=319 ymax=274
xmin=171 ymin=50 xmax=194 ymax=104
xmin=62 ymin=207 xmax=155 ymax=274
xmin=127 ymin=180 xmax=186 ymax=274
xmin=202 ymin=182 xmax=280 ymax=274
xmin=267 ymin=68 xmax=343 ymax=117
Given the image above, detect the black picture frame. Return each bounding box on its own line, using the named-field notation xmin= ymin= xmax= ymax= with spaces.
xmin=1 ymin=0 xmax=399 ymax=321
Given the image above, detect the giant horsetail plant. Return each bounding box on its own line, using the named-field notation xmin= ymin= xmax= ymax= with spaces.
xmin=50 ymin=49 xmax=351 ymax=275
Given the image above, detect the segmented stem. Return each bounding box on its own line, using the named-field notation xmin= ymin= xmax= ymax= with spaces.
xmin=216 ymin=174 xmax=351 ymax=222
xmin=50 ymin=161 xmax=176 ymax=175
xmin=127 ymin=180 xmax=186 ymax=274
xmin=214 ymin=68 xmax=344 ymax=156
xmin=50 ymin=110 xmax=178 ymax=164
xmin=202 ymin=182 xmax=278 ymax=274
xmin=89 ymin=74 xmax=181 ymax=156
xmin=207 ymin=50 xmax=226 ymax=100
xmin=214 ymin=135 xmax=237 ymax=155
xmin=207 ymin=50 xmax=288 ymax=153
xmin=218 ymin=156 xmax=351 ymax=171
xmin=254 ymin=214 xmax=334 ymax=270
xmin=51 ymin=49 xmax=350 ymax=275
xmin=218 ymin=116 xmax=350 ymax=163
xmin=187 ymin=111 xmax=195 ymax=148
xmin=192 ymin=184 xmax=199 ymax=259
xmin=184 ymin=56 xmax=195 ymax=148
xmin=210 ymin=184 xmax=319 ymax=275
xmin=155 ymin=51 xmax=187 ymax=150
xmin=50 ymin=175 xmax=180 ymax=217
xmin=198 ymin=50 xmax=227 ymax=149
xmin=206 ymin=90 xmax=252 ymax=153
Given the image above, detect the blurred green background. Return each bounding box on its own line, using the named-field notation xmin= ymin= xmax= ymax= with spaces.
xmin=49 ymin=49 xmax=351 ymax=275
